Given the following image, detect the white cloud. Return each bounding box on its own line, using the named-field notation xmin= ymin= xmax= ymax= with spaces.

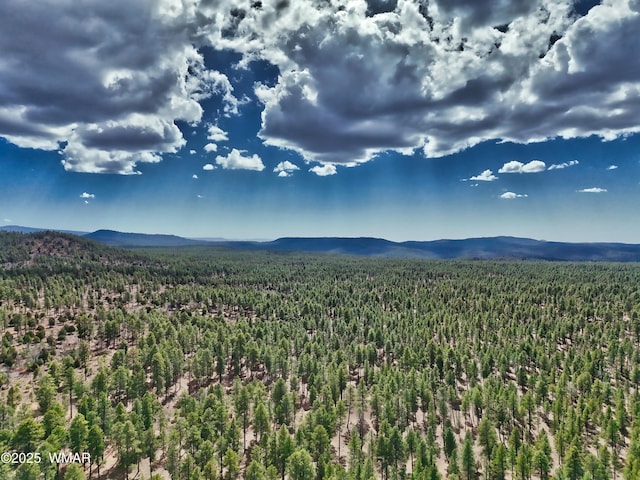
xmin=189 ymin=149 xmax=196 ymax=155
xmin=202 ymin=163 xmax=215 ymax=171
xmin=309 ymin=164 xmax=337 ymax=176
xmin=205 ymin=0 xmax=640 ymax=167
xmin=207 ymin=125 xmax=229 ymax=142
xmin=84 ymin=200 xmax=89 ymax=205
xmin=578 ymin=187 xmax=607 ymax=193
xmin=548 ymin=160 xmax=579 ymax=170
xmin=3 ymin=218 xmax=12 ymax=223
xmin=3 ymin=0 xmax=640 ymax=174
xmin=0 ymin=0 xmax=238 ymax=174
xmin=273 ymin=160 xmax=300 ymax=176
xmin=80 ymin=192 xmax=95 ymax=199
xmin=192 ymin=174 xmax=198 ymax=179
xmin=499 ymin=160 xmax=546 ymax=174
xmin=469 ymin=169 xmax=498 ymax=181
xmin=204 ymin=143 xmax=218 ymax=152
xmin=500 ymin=191 xmax=528 ymax=199
xmin=607 ymin=165 xmax=618 ymax=170
xmin=215 ymin=149 xmax=265 ymax=171
xmin=197 ymin=194 xmax=205 ymax=198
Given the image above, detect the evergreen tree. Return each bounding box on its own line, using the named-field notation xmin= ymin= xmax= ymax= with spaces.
xmin=287 ymin=448 xmax=315 ymax=480
xmin=461 ymin=432 xmax=475 ymax=480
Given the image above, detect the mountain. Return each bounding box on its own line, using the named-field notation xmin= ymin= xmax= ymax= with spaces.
xmin=403 ymin=236 xmax=640 ymax=261
xmin=250 ymin=236 xmax=640 ymax=261
xmin=84 ymin=229 xmax=210 ymax=247
xmin=0 ymin=230 xmax=140 ymax=266
xmin=4 ymin=227 xmax=640 ymax=261
xmin=0 ymin=225 xmax=88 ymax=236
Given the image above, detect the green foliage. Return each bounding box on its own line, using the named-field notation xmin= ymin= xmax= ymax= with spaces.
xmin=62 ymin=463 xmax=86 ymax=480
xmin=12 ymin=417 xmax=44 ymax=452
xmin=286 ymin=448 xmax=315 ymax=480
xmin=2 ymin=238 xmax=640 ymax=480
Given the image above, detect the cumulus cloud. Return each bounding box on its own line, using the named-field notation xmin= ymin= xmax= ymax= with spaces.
xmin=607 ymin=165 xmax=619 ymax=170
xmin=309 ymin=164 xmax=337 ymax=176
xmin=548 ymin=160 xmax=579 ymax=170
xmin=202 ymin=164 xmax=215 ymax=171
xmin=499 ymin=160 xmax=546 ymax=174
xmin=189 ymin=150 xmax=197 ymax=155
xmin=469 ymin=169 xmax=498 ymax=181
xmin=203 ymin=0 xmax=640 ymax=166
xmin=500 ymin=191 xmax=528 ymax=199
xmin=192 ymin=174 xmax=198 ymax=179
xmin=80 ymin=192 xmax=95 ymax=199
xmin=204 ymin=143 xmax=218 ymax=152
xmin=3 ymin=0 xmax=640 ymax=174
xmin=215 ymin=149 xmax=265 ymax=171
xmin=0 ymin=0 xmax=238 ymax=174
xmin=273 ymin=160 xmax=300 ymax=177
xmin=578 ymin=187 xmax=607 ymax=193
xmin=207 ymin=125 xmax=229 ymax=143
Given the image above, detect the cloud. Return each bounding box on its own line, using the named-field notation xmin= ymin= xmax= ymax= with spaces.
xmin=207 ymin=125 xmax=229 ymax=143
xmin=80 ymin=192 xmax=95 ymax=199
xmin=0 ymin=0 xmax=238 ymax=174
xmin=500 ymin=191 xmax=528 ymax=199
xmin=309 ymin=164 xmax=337 ymax=176
xmin=192 ymin=174 xmax=198 ymax=179
xmin=189 ymin=150 xmax=197 ymax=155
xmin=197 ymin=194 xmax=205 ymax=198
xmin=273 ymin=160 xmax=300 ymax=177
xmin=548 ymin=160 xmax=579 ymax=170
xmin=202 ymin=164 xmax=215 ymax=171
xmin=3 ymin=0 xmax=640 ymax=174
xmin=578 ymin=187 xmax=607 ymax=193
xmin=499 ymin=160 xmax=546 ymax=174
xmin=208 ymin=0 xmax=640 ymax=166
xmin=204 ymin=143 xmax=218 ymax=152
xmin=215 ymin=149 xmax=265 ymax=171
xmin=469 ymin=169 xmax=498 ymax=181
xmin=607 ymin=165 xmax=618 ymax=170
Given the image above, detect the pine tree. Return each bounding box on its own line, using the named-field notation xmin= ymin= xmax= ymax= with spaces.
xmin=461 ymin=432 xmax=476 ymax=480
xmin=286 ymin=448 xmax=315 ymax=480
xmin=87 ymin=424 xmax=105 ymax=480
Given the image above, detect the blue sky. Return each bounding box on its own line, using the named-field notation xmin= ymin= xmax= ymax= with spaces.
xmin=1 ymin=0 xmax=639 ymax=242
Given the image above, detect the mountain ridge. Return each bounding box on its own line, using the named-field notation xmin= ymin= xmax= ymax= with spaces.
xmin=2 ymin=226 xmax=640 ymax=261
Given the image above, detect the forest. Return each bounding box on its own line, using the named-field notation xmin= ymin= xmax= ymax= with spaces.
xmin=1 ymin=231 xmax=640 ymax=480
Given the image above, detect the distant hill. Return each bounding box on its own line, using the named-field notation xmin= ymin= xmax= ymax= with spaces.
xmin=84 ymin=229 xmax=210 ymax=247
xmin=249 ymin=236 xmax=640 ymax=261
xmin=0 ymin=225 xmax=88 ymax=236
xmin=4 ymin=227 xmax=640 ymax=261
xmin=0 ymin=230 xmax=140 ymax=266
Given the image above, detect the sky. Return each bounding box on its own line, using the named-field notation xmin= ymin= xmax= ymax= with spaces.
xmin=1 ymin=0 xmax=639 ymax=242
